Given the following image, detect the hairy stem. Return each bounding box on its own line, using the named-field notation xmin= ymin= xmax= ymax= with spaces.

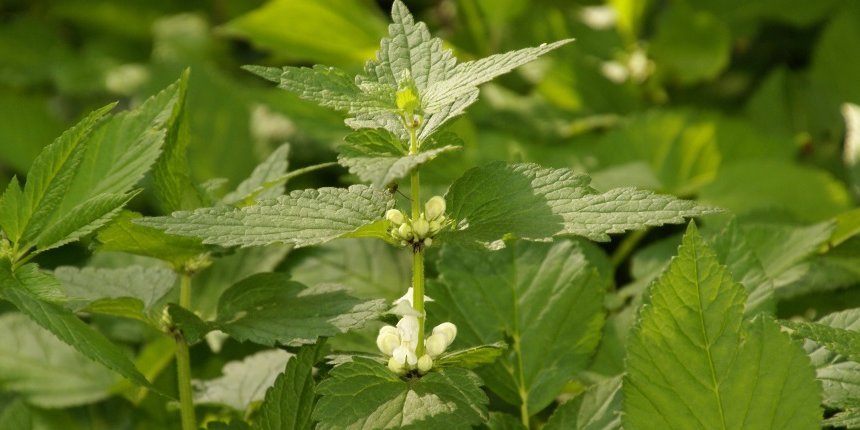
xmin=175 ymin=274 xmax=196 ymax=430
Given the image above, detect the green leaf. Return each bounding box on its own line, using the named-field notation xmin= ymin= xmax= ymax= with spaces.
xmin=222 ymin=0 xmax=386 ymax=65
xmin=152 ymin=68 xmax=204 ymax=212
xmin=192 ymin=245 xmax=289 ymax=320
xmin=442 ymin=162 xmax=717 ymax=246
xmin=434 ymin=342 xmax=507 ymax=369
xmin=824 ymin=407 xmax=860 ymax=429
xmin=12 ymin=263 xmax=64 ymax=302
xmin=828 ymin=208 xmax=860 ymax=249
xmin=783 ymin=319 xmax=860 ymax=363
xmin=623 ymin=223 xmax=821 ymax=430
xmin=216 ymin=273 xmax=385 ymax=347
xmin=136 ymin=185 xmax=393 ymax=248
xmin=167 ymin=303 xmax=212 ymax=346
xmin=0 ymin=177 xmax=24 ymax=242
xmin=287 ymin=238 xmax=411 ymax=301
xmin=257 ymin=343 xmax=325 ymax=430
xmin=650 ymin=3 xmax=731 ymax=85
xmin=222 ymin=143 xmax=290 ymax=205
xmin=94 ymin=211 xmax=210 ymax=270
xmin=431 ymin=240 xmax=605 ymax=415
xmin=798 ymin=308 xmax=860 ymax=409
xmin=0 ymin=266 xmax=157 ymax=394
xmin=194 ymin=349 xmax=293 ymax=412
xmin=483 ymin=413 xmax=526 ymax=430
xmin=33 ymin=192 xmax=136 ymax=253
xmin=0 ymin=312 xmax=116 ymax=408
xmin=338 ymin=129 xmax=462 ymax=188
xmin=709 ymin=219 xmax=775 ymax=315
xmin=313 ymin=357 xmax=488 ymax=429
xmin=57 ymin=73 xmax=187 ymax=216
xmin=543 ymin=376 xmax=622 ymax=430
xmin=700 ymin=160 xmax=852 ymax=222
xmin=12 ymin=104 xmax=115 ymax=250
xmin=55 ymin=265 xmax=175 ymax=321
xmin=247 ymin=1 xmax=571 ymax=142
xmin=0 ymin=399 xmax=32 ymax=429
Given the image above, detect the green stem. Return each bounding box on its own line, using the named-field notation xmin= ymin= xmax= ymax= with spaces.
xmin=610 ymin=228 xmax=648 ymax=270
xmin=407 ymin=122 xmax=426 ymax=358
xmin=175 ymin=274 xmax=197 ymax=430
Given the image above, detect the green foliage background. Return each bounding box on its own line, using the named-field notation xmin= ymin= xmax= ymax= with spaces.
xmin=2 ymin=0 xmax=860 ymax=428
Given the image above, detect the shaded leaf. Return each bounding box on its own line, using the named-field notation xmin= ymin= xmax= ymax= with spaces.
xmin=544 ymin=376 xmax=622 ymax=430
xmin=216 ymin=273 xmax=385 ymax=347
xmin=194 ymin=349 xmax=292 ymax=412
xmin=313 ymin=357 xmax=488 ymax=429
xmin=257 ymin=343 xmax=325 ymax=430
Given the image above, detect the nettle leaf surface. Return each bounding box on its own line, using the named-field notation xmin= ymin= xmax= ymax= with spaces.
xmin=136 ymin=185 xmax=393 ymax=248
xmin=0 ymin=312 xmax=116 ymax=408
xmin=442 ymin=162 xmax=718 ymax=247
xmin=95 ymin=211 xmax=210 ymax=270
xmin=247 ymin=1 xmax=570 ymax=141
xmin=0 ymin=263 xmax=156 ymax=393
xmin=54 ymin=265 xmax=176 ymax=322
xmin=338 ymin=129 xmax=462 ymax=188
xmin=543 ymin=376 xmax=622 ymax=430
xmin=431 ymin=239 xmax=605 ymax=415
xmin=623 ymin=223 xmax=821 ymax=430
xmin=313 ymin=357 xmax=488 ymax=429
xmin=257 ymin=343 xmax=324 ymax=430
xmin=221 ymin=143 xmax=291 ymax=205
xmin=216 ymin=273 xmax=386 ymax=346
xmin=194 ymin=349 xmax=293 ymax=412
xmin=796 ymin=308 xmax=860 ymax=409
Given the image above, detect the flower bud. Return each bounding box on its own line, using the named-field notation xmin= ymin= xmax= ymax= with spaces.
xmin=398 ymin=223 xmax=413 ymax=240
xmin=379 ymin=325 xmax=398 ymax=336
xmin=412 ymin=217 xmax=430 ymax=238
xmin=396 ymin=86 xmax=420 ymax=115
xmin=376 ymin=332 xmax=400 ymax=356
xmin=432 ymin=322 xmax=457 ymax=346
xmin=429 ymin=220 xmax=442 ymax=234
xmin=385 ymin=209 xmax=406 ymax=226
xmin=417 ymin=354 xmax=433 ymax=374
xmin=388 ymin=356 xmax=406 ymax=374
xmin=425 ymin=196 xmax=446 ymax=221
xmin=423 ymin=238 xmax=432 ymax=247
xmin=425 ymin=334 xmax=448 ymax=357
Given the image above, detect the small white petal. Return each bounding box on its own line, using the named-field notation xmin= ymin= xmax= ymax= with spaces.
xmin=376 ymin=333 xmax=400 ymax=356
xmin=432 ymin=322 xmax=458 ymax=346
xmin=425 ymin=334 xmax=448 ymax=357
xmin=388 ymin=356 xmax=406 ymax=374
xmin=417 ymin=355 xmax=433 ymax=374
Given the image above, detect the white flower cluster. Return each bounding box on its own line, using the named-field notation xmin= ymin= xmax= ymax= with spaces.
xmin=377 ymin=317 xmax=457 ymax=375
xmin=386 ymin=196 xmax=447 ymax=248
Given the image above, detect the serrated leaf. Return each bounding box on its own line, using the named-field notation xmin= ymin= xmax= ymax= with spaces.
xmin=13 ymin=263 xmax=64 ymax=302
xmin=55 ymin=266 xmax=175 ymax=320
xmin=338 ymin=129 xmax=462 ymax=188
xmin=431 ymin=240 xmax=605 ymax=415
xmin=442 ymin=162 xmax=717 ymax=246
xmin=709 ymin=219 xmax=775 ymax=315
xmin=13 ymin=104 xmax=115 ymax=249
xmin=192 ymin=245 xmax=289 ymax=320
xmin=623 ymin=223 xmax=821 ymax=430
xmin=0 ymin=176 xmax=23 ymax=241
xmin=434 ymin=342 xmax=506 ymax=369
xmin=152 ymin=68 xmax=204 ymax=212
xmin=194 ymin=349 xmax=293 ymax=412
xmin=287 ymin=238 xmax=411 ymax=300
xmin=544 ymin=376 xmax=622 ymax=430
xmin=0 ymin=312 xmax=115 ymax=408
xmin=136 ymin=185 xmax=393 ymax=248
xmin=483 ymin=413 xmax=525 ymax=430
xmin=0 ymin=266 xmax=157 ymax=394
xmin=57 ymin=74 xmax=187 ymax=216
xmin=33 ymin=192 xmax=135 ymax=253
xmin=222 ymin=143 xmax=290 ymax=205
xmin=784 ymin=319 xmax=860 ymax=363
xmin=247 ymin=1 xmax=570 ymax=142
xmin=257 ymin=343 xmax=324 ymax=430
xmin=216 ymin=273 xmax=385 ymax=347
xmin=800 ymin=308 xmax=860 ymax=409
xmin=824 ymin=407 xmax=860 ymax=428
xmin=94 ymin=211 xmax=210 ymax=270
xmin=0 ymin=399 xmax=32 ymax=429
xmin=313 ymin=357 xmax=488 ymax=429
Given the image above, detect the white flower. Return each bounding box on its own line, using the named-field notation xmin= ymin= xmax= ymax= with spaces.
xmin=425 ymin=334 xmax=448 ymax=357
xmin=579 ymin=6 xmax=617 ymax=30
xmin=412 ymin=216 xmax=430 ymax=238
xmin=424 ymin=196 xmax=446 ymax=221
xmin=601 ymin=61 xmax=628 ymax=83
xmin=393 ymin=287 xmax=434 ymax=308
xmin=385 ymin=209 xmax=406 ymax=226
xmin=432 ymin=322 xmax=457 ymax=345
xmin=396 ymin=315 xmax=421 ymax=353
xmin=376 ymin=326 xmax=400 ymax=355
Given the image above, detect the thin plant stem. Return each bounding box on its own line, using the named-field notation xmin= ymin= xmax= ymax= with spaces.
xmin=407 ymin=122 xmax=426 ymax=357
xmin=175 ymin=273 xmax=196 ymax=430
